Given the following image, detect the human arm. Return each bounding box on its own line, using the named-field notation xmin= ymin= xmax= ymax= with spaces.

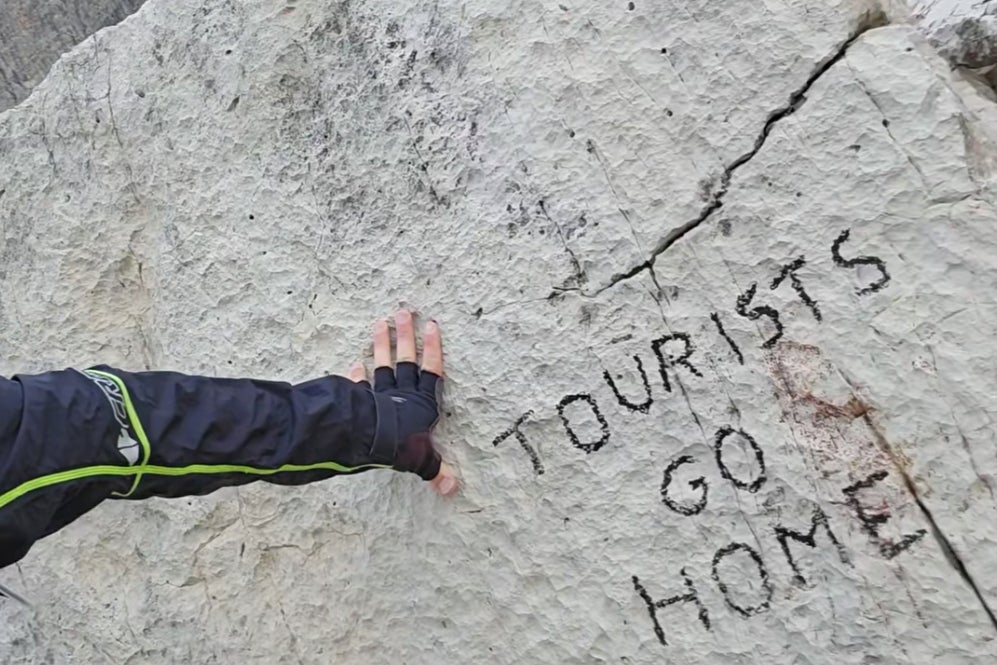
xmin=0 ymin=311 xmax=456 ymax=568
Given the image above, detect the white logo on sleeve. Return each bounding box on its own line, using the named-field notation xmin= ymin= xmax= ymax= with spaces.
xmin=117 ymin=430 xmax=141 ymax=465
xmin=79 ymin=369 xmax=140 ymax=466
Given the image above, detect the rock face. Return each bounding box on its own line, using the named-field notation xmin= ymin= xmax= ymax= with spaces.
xmin=1 ymin=0 xmax=997 ymax=663
xmin=911 ymin=0 xmax=997 ymax=67
xmin=0 ymin=0 xmax=147 ymax=112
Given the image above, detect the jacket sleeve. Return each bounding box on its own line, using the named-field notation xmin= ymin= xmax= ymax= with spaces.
xmin=0 ymin=366 xmax=390 ymax=568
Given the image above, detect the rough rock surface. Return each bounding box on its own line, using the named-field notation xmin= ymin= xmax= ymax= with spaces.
xmin=1 ymin=0 xmax=997 ymax=663
xmin=911 ymin=0 xmax=997 ymax=67
xmin=0 ymin=0 xmax=147 ymax=113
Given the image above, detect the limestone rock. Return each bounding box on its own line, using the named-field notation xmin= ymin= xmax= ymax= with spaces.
xmin=1 ymin=1 xmax=996 ymax=663
xmin=911 ymin=0 xmax=997 ymax=67
xmin=0 ymin=0 xmax=146 ymax=112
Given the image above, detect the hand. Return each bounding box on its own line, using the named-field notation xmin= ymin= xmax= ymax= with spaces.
xmin=348 ymin=310 xmax=458 ymax=497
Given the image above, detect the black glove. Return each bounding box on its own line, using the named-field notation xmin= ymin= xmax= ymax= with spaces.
xmin=369 ymin=361 xmax=442 ymax=480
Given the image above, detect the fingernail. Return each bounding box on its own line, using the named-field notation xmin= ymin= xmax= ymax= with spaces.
xmin=439 ymin=476 xmax=457 ymax=495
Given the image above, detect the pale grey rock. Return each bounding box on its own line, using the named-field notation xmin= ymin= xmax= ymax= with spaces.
xmin=1 ymin=1 xmax=996 ymax=664
xmin=910 ymin=0 xmax=997 ymax=67
xmin=0 ymin=0 xmax=147 ymax=112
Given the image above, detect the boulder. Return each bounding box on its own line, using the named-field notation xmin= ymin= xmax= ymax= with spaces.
xmin=1 ymin=1 xmax=996 ymax=662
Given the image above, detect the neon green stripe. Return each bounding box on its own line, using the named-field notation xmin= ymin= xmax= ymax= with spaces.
xmin=0 ymin=368 xmax=390 ymax=511
xmin=0 ymin=461 xmax=390 ymax=511
xmin=86 ymin=370 xmax=152 ymax=497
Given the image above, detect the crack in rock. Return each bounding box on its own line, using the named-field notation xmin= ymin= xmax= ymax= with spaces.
xmin=577 ymin=10 xmax=890 ymax=298
xmin=842 ymin=373 xmax=997 ymax=633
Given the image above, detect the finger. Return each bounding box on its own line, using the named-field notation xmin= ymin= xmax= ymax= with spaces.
xmin=374 ymin=366 xmax=396 ymax=391
xmin=373 ymin=319 xmax=392 ymax=368
xmin=420 ymin=320 xmax=443 ymax=377
xmin=373 ymin=319 xmax=395 ymax=392
xmin=419 ymin=321 xmax=443 ymax=395
xmin=396 ymin=362 xmax=418 ymax=390
xmin=395 ymin=310 xmax=417 ymax=363
xmin=418 ymin=372 xmax=440 ymax=400
xmin=348 ymin=362 xmax=368 ymax=385
xmin=429 ymin=463 xmax=459 ymax=497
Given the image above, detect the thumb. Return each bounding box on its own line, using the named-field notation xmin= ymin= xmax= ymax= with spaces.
xmin=429 ymin=463 xmax=459 ymax=497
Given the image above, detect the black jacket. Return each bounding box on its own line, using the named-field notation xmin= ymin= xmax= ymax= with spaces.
xmin=0 ymin=365 xmax=439 ymax=568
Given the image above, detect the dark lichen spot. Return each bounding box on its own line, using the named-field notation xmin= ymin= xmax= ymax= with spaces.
xmin=697 ymin=177 xmax=713 ymax=201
